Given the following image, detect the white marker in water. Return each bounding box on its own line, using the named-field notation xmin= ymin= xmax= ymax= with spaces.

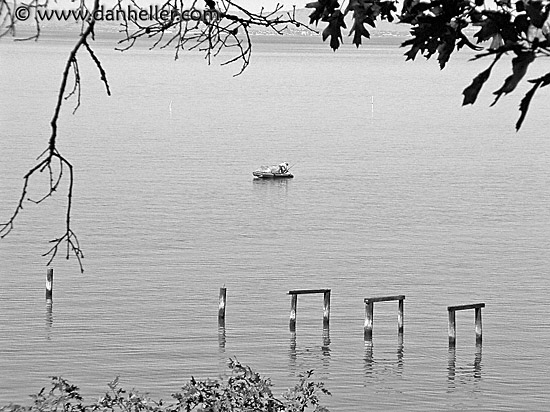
xmin=371 ymin=96 xmax=374 ymax=118
xmin=169 ymin=99 xmax=173 ymax=118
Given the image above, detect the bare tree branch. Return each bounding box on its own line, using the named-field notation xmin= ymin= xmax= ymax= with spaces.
xmin=1 ymin=0 xmax=308 ymax=272
xmin=0 ymin=0 xmax=110 ymax=272
xmin=114 ymin=0 xmax=311 ymax=75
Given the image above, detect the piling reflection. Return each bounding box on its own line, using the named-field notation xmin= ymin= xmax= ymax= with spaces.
xmin=447 ymin=343 xmax=482 ymax=388
xmin=289 ymin=332 xmax=297 ymax=370
xmin=321 ymin=328 xmax=331 ymax=356
xmin=364 ymin=341 xmax=374 ymax=373
xmin=218 ymin=325 xmax=226 ymax=353
xmin=474 ymin=343 xmax=482 ymax=379
xmin=289 ymin=328 xmax=331 ymax=374
xmin=397 ymin=334 xmax=404 ymax=371
xmin=45 ymin=301 xmax=53 ymax=340
xmin=364 ymin=336 xmax=405 ymax=377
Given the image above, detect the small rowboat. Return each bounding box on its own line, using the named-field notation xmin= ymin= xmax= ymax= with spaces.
xmin=253 ymin=170 xmax=294 ymax=179
xmin=252 ymin=165 xmax=294 ymax=179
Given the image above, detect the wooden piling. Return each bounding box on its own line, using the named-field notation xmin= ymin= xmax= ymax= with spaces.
xmin=289 ymin=293 xmax=297 ymax=332
xmin=364 ymin=301 xmax=374 ymax=341
xmin=363 ymin=295 xmax=405 ymax=341
xmin=46 ymin=268 xmax=53 ymax=301
xmin=323 ymin=290 xmax=331 ymax=328
xmin=288 ymin=289 xmax=330 ymax=331
xmin=475 ymin=306 xmax=482 ymax=344
xmin=448 ymin=309 xmax=456 ymax=346
xmin=218 ymin=287 xmax=227 ymax=326
xmin=447 ymin=303 xmax=485 ymax=346
xmin=398 ymin=298 xmax=404 ymax=335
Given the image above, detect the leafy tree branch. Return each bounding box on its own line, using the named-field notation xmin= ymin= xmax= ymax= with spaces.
xmin=309 ymin=0 xmax=550 ymax=129
xmin=0 ymin=359 xmax=331 ymax=412
xmin=0 ymin=0 xmax=111 ymax=273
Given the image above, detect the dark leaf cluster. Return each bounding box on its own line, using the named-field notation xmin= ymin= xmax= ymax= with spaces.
xmin=307 ymin=0 xmax=398 ymax=49
xmin=306 ymin=0 xmax=549 ymax=129
xmin=0 ymin=359 xmax=331 ymax=412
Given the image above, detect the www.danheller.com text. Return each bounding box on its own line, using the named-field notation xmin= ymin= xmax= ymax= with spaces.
xmin=14 ymin=4 xmax=220 ymax=23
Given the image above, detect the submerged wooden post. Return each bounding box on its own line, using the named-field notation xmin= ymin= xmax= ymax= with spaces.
xmin=448 ymin=309 xmax=456 ymax=346
xmin=290 ymin=294 xmax=298 ymax=332
xmin=288 ymin=289 xmax=330 ymax=331
xmin=218 ymin=287 xmax=227 ymax=326
xmin=46 ymin=268 xmax=53 ymax=301
xmin=363 ymin=295 xmax=405 ymax=341
xmin=323 ymin=290 xmax=331 ymax=328
xmin=398 ymin=298 xmax=404 ymax=335
xmin=475 ymin=306 xmax=482 ymax=344
xmin=364 ymin=301 xmax=374 ymax=341
xmin=447 ymin=303 xmax=485 ymax=346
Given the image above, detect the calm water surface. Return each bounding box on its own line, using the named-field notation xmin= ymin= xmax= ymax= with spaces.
xmin=1 ymin=33 xmax=550 ymax=410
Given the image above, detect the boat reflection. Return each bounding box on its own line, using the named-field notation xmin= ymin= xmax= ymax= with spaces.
xmin=252 ymin=177 xmax=291 ymax=190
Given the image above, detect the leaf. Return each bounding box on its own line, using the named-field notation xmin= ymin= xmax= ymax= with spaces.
xmin=379 ymin=1 xmax=397 ymax=22
xmin=492 ymin=50 xmax=536 ymax=106
xmin=516 ymin=81 xmax=541 ymax=130
xmin=306 ymin=0 xmax=340 ymax=25
xmin=437 ymin=33 xmax=456 ymax=69
xmin=322 ymin=10 xmax=346 ymax=51
xmin=474 ymin=11 xmax=518 ymax=43
xmin=400 ymin=0 xmax=432 ymax=24
xmin=526 ymin=1 xmax=549 ymax=28
xmin=462 ymin=53 xmax=502 ymax=105
xmin=350 ymin=13 xmax=371 ymax=47
xmin=403 ymin=43 xmax=422 ymax=61
xmin=532 ymin=71 xmax=550 ymax=88
xmin=344 ymin=0 xmax=361 ymax=14
xmin=457 ymin=30 xmax=484 ymax=51
xmin=514 ymin=14 xmax=530 ymax=35
xmin=306 ymin=1 xmax=324 ymax=25
xmin=350 ymin=23 xmax=370 ymax=47
xmin=516 ymin=72 xmax=550 ymax=130
xmin=474 ymin=18 xmax=500 ymax=43
xmin=489 ymin=32 xmax=504 ymax=49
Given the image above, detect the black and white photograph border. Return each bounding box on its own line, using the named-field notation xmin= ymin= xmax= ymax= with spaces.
xmin=1 ymin=0 xmax=550 ymax=410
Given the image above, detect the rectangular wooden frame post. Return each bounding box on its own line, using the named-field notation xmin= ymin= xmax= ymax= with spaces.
xmin=46 ymin=268 xmax=53 ymax=301
xmin=475 ymin=306 xmax=482 ymax=344
xmin=363 ymin=295 xmax=405 ymax=341
xmin=398 ymin=297 xmax=404 ymax=335
xmin=288 ymin=289 xmax=330 ymax=332
xmin=447 ymin=303 xmax=485 ymax=346
xmin=448 ymin=309 xmax=456 ymax=346
xmin=290 ymin=294 xmax=298 ymax=332
xmin=323 ymin=290 xmax=331 ymax=328
xmin=218 ymin=287 xmax=227 ymax=327
xmin=364 ymin=301 xmax=374 ymax=341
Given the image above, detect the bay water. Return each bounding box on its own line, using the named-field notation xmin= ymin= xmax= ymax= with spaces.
xmin=1 ymin=31 xmax=550 ymax=410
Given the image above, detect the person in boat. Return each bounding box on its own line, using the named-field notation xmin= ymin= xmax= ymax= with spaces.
xmin=278 ymin=162 xmax=289 ymax=174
